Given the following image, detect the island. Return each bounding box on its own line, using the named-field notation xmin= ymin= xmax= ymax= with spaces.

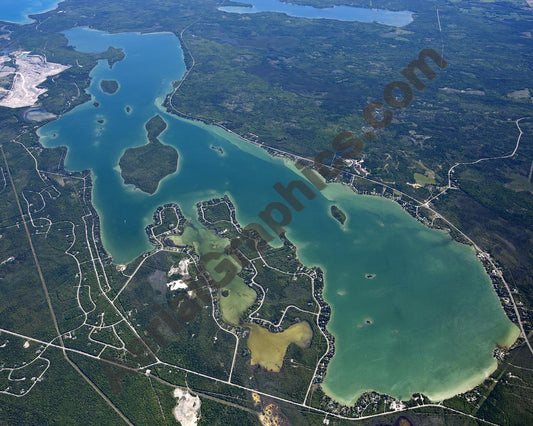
xmin=100 ymin=79 xmax=119 ymax=94
xmin=210 ymin=145 xmax=224 ymax=155
xmin=119 ymin=114 xmax=178 ymax=194
xmin=330 ymin=205 xmax=347 ymax=225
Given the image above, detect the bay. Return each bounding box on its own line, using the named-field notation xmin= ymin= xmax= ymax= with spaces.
xmin=0 ymin=0 xmax=60 ymax=24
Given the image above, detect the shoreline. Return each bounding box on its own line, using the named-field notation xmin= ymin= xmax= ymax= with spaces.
xmin=320 ymin=323 xmax=520 ymax=408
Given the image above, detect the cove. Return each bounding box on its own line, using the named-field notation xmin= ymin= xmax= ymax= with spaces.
xmin=38 ymin=27 xmax=518 ymax=404
xmin=218 ymin=0 xmax=413 ymax=27
xmin=0 ymin=0 xmax=61 ymax=24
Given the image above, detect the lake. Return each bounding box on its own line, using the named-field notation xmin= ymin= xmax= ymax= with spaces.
xmin=38 ymin=27 xmax=518 ymax=404
xmin=218 ymin=0 xmax=413 ymax=27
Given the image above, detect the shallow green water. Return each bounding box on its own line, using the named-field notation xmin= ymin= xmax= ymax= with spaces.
xmin=39 ymin=28 xmax=518 ymax=404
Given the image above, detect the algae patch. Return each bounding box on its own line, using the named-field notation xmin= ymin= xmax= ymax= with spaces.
xmin=247 ymin=322 xmax=313 ymax=372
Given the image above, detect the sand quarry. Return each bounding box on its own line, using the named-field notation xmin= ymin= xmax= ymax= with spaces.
xmin=172 ymin=388 xmax=201 ymax=426
xmin=0 ymin=51 xmax=69 ymax=108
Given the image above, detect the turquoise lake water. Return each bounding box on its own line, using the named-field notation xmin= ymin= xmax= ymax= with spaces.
xmin=38 ymin=27 xmax=518 ymax=404
xmin=218 ymin=0 xmax=413 ymax=27
xmin=0 ymin=0 xmax=60 ymax=24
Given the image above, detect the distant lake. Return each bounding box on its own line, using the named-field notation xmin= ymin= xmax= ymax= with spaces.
xmin=218 ymin=0 xmax=413 ymax=27
xmin=0 ymin=0 xmax=60 ymax=24
xmin=39 ymin=27 xmax=517 ymax=405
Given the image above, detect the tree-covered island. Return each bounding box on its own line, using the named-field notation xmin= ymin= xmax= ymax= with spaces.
xmin=119 ymin=114 xmax=178 ymax=194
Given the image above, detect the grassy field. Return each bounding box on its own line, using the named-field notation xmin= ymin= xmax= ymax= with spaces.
xmin=413 ymin=172 xmax=437 ymax=185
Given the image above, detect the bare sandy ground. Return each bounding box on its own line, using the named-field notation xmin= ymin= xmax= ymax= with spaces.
xmin=167 ymin=258 xmax=191 ymax=291
xmin=0 ymin=51 xmax=70 ymax=108
xmin=172 ymin=388 xmax=201 ymax=426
